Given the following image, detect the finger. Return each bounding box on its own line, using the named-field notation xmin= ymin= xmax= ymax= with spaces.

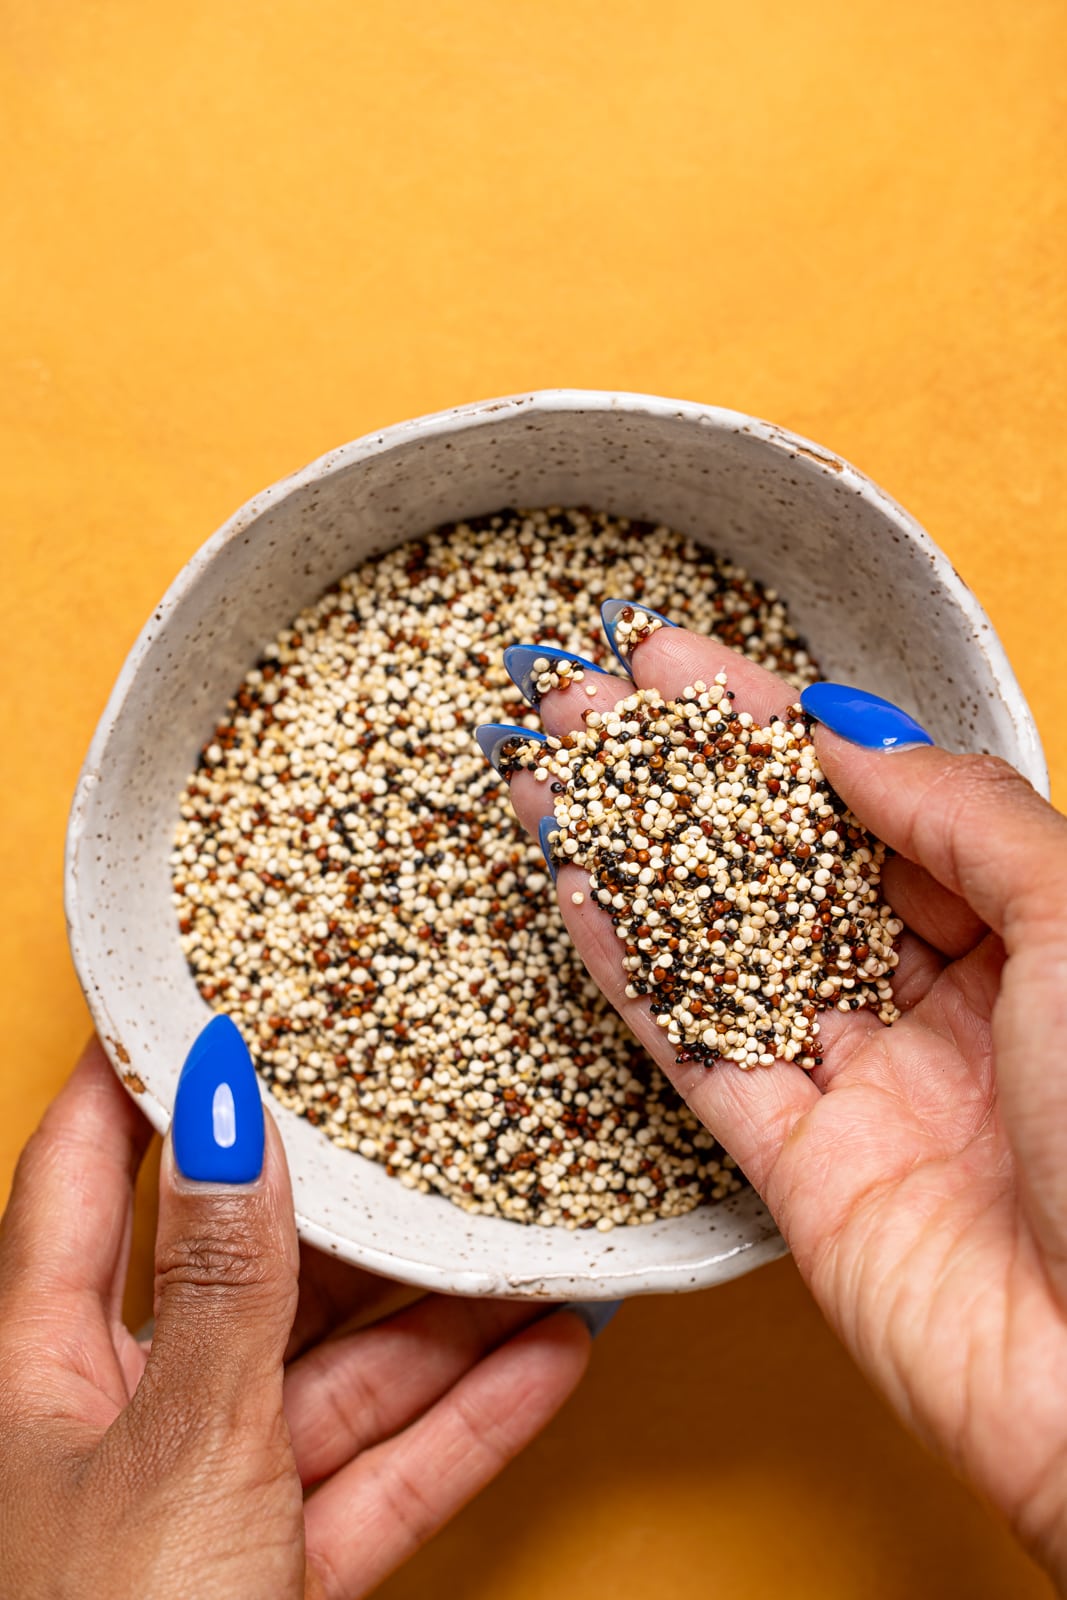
xmin=285 ymin=1246 xmax=416 ymax=1363
xmin=509 ymin=623 xmax=795 ymax=835
xmin=806 ymin=698 xmax=1067 ymax=944
xmin=505 ymin=664 xmax=636 ymax=839
xmin=133 ymin=1203 xmax=404 ymax=1369
xmin=506 ymin=633 xmax=824 ymax=1190
xmin=911 ymin=932 xmax=1005 ymax=1041
xmin=538 ymin=660 xmax=637 ymax=732
xmin=508 ymin=623 xmax=797 ymax=832
xmin=0 ymin=1038 xmax=152 ymax=1331
xmin=804 ymin=685 xmax=1067 ymax=1298
xmin=623 ymin=617 xmax=798 ymax=724
xmin=880 ymin=855 xmax=988 ymax=959
xmin=304 ymin=1311 xmax=590 ymax=1599
xmin=285 ymin=1295 xmax=545 ymax=1486
xmin=886 ymin=929 xmax=946 ymax=1014
xmin=120 ymin=1018 xmax=298 ymax=1465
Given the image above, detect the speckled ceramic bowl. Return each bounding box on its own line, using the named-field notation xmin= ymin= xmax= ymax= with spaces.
xmin=65 ymin=391 xmax=1047 ymax=1299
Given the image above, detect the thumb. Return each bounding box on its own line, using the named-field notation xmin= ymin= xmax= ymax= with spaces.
xmin=803 ymin=682 xmax=1067 ymax=1290
xmin=135 ymin=1016 xmax=299 ymax=1444
xmin=800 ymin=682 xmax=1067 ymax=944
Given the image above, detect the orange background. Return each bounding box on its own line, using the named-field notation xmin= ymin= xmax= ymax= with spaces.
xmin=2 ymin=2 xmax=1065 ymax=1594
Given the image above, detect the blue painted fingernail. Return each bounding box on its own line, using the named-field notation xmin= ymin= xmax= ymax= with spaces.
xmin=600 ymin=598 xmax=678 ymax=670
xmin=800 ymin=682 xmax=934 ymax=752
xmin=475 ymin=723 xmax=547 ymax=775
xmin=503 ymin=644 xmax=613 ymax=707
xmin=172 ymin=1015 xmax=265 ymax=1184
xmin=563 ymin=1300 xmax=623 ymax=1338
xmin=538 ymin=815 xmax=560 ymax=882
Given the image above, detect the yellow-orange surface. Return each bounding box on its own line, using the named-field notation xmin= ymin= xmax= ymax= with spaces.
xmin=2 ymin=2 xmax=1065 ymax=1594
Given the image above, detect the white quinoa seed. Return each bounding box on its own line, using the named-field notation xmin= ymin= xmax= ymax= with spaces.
xmin=612 ymin=608 xmax=666 ymax=655
xmin=533 ymin=657 xmax=586 ymax=696
xmin=172 ymin=508 xmax=818 ymax=1229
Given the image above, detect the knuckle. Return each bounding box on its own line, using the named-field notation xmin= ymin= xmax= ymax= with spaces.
xmin=7 ymin=1120 xmax=101 ymax=1207
xmin=7 ymin=1126 xmax=58 ymax=1196
xmin=951 ymin=752 xmax=1033 ymax=804
xmin=299 ymin=1353 xmax=384 ymax=1475
xmin=921 ymin=754 xmax=1034 ymax=849
xmin=0 ymin=1136 xmax=60 ymax=1277
xmin=952 ymin=752 xmax=1063 ymax=850
xmin=156 ymin=1225 xmax=286 ymax=1303
xmin=923 ymin=751 xmax=1025 ymax=846
xmin=377 ymin=1453 xmax=442 ymax=1553
xmin=450 ymin=1382 xmax=511 ymax=1472
xmin=931 ymin=752 xmax=1067 ymax=925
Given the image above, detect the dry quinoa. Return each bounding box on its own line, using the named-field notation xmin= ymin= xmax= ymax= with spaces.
xmin=172 ymin=507 xmax=819 ymax=1229
xmin=505 ymin=673 xmax=900 ymax=1072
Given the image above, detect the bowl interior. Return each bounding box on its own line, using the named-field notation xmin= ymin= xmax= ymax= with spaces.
xmin=66 ymin=392 xmax=1046 ymax=1298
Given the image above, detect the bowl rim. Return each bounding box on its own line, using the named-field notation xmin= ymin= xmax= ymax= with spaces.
xmin=65 ymin=388 xmax=1048 ymax=1296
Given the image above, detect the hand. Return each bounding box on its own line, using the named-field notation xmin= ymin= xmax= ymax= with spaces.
xmin=503 ymin=617 xmax=1067 ymax=1585
xmin=0 ymin=1038 xmax=592 ymax=1599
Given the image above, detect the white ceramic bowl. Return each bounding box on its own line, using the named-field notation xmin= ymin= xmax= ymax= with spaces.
xmin=65 ymin=390 xmax=1047 ymax=1300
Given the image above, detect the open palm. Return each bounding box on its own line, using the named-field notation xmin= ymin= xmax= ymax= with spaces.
xmin=506 ymin=621 xmax=1067 ymax=1585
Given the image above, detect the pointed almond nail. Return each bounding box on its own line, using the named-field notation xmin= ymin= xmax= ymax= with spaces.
xmin=600 ymin=599 xmax=678 ymax=670
xmin=503 ymin=644 xmax=613 ymax=706
xmin=172 ymin=1015 xmax=265 ymax=1184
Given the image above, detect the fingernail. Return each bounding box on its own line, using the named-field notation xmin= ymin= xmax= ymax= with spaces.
xmin=503 ymin=644 xmax=613 ymax=707
xmin=476 ymin=723 xmax=547 ymax=777
xmin=172 ymin=1015 xmax=265 ymax=1183
xmin=800 ymin=682 xmax=934 ymax=752
xmin=538 ymin=815 xmax=560 ymax=883
xmin=600 ymin=598 xmax=678 ymax=670
xmin=563 ymin=1300 xmax=623 ymax=1338
xmin=475 ymin=723 xmax=547 ymax=775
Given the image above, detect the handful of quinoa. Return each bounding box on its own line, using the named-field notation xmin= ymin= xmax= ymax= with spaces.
xmin=504 ymin=673 xmax=902 ymax=1071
